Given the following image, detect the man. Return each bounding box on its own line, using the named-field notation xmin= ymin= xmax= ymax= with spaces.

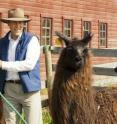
xmin=0 ymin=8 xmax=43 ymax=124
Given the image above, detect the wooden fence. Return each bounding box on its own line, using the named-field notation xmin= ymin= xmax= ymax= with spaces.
xmin=41 ymin=46 xmax=117 ymax=107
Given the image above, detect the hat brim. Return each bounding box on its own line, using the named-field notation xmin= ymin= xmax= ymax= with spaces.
xmin=1 ymin=18 xmax=31 ymax=23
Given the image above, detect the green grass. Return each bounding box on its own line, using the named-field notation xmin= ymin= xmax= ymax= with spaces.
xmin=42 ymin=108 xmax=52 ymax=124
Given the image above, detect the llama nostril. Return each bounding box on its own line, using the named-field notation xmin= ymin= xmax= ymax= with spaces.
xmin=75 ymin=57 xmax=81 ymax=61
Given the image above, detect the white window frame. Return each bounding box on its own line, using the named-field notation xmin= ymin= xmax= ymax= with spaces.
xmin=41 ymin=17 xmax=52 ymax=45
xmin=99 ymin=22 xmax=107 ymax=47
xmin=63 ymin=19 xmax=73 ymax=38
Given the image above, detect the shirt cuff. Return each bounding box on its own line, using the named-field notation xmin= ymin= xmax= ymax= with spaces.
xmin=2 ymin=61 xmax=9 ymax=70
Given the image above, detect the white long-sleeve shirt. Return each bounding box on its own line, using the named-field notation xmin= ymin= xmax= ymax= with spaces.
xmin=2 ymin=33 xmax=40 ymax=80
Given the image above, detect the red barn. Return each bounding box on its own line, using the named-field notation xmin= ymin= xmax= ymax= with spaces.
xmin=0 ymin=0 xmax=117 ymax=80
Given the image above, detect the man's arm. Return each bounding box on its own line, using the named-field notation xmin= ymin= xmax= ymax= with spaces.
xmin=0 ymin=36 xmax=40 ymax=72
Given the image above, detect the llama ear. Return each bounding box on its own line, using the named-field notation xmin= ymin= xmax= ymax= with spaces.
xmin=55 ymin=31 xmax=71 ymax=46
xmin=82 ymin=32 xmax=93 ymax=45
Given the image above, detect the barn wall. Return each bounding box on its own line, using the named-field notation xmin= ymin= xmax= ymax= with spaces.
xmin=0 ymin=0 xmax=117 ymax=80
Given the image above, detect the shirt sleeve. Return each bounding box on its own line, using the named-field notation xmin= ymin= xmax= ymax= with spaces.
xmin=2 ymin=36 xmax=40 ymax=72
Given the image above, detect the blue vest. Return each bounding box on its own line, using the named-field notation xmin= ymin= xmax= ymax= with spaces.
xmin=0 ymin=31 xmax=41 ymax=93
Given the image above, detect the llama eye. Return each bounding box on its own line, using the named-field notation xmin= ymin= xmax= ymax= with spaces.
xmin=83 ymin=48 xmax=88 ymax=54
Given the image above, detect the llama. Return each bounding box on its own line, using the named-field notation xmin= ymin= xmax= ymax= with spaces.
xmin=50 ymin=32 xmax=117 ymax=124
xmin=51 ymin=32 xmax=96 ymax=124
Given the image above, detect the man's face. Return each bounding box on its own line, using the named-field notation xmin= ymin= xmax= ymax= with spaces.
xmin=8 ymin=21 xmax=24 ymax=39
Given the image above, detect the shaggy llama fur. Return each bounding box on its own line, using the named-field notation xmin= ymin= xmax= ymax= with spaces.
xmin=50 ymin=32 xmax=117 ymax=124
xmin=51 ymin=32 xmax=96 ymax=124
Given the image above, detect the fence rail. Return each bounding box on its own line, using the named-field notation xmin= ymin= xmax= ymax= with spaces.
xmin=41 ymin=46 xmax=117 ymax=77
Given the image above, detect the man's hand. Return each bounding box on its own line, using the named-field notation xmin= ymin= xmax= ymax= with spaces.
xmin=0 ymin=60 xmax=2 ymax=68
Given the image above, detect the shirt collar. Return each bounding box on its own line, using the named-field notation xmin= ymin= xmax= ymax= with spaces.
xmin=9 ymin=32 xmax=22 ymax=42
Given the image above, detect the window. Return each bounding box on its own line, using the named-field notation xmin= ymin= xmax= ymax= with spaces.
xmin=99 ymin=22 xmax=107 ymax=47
xmin=63 ymin=19 xmax=73 ymax=38
xmin=41 ymin=17 xmax=52 ymax=45
xmin=82 ymin=21 xmax=91 ymax=47
xmin=23 ymin=15 xmax=29 ymax=32
xmin=83 ymin=21 xmax=91 ymax=37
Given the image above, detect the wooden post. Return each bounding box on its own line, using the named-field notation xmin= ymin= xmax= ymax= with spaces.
xmin=43 ymin=45 xmax=53 ymax=99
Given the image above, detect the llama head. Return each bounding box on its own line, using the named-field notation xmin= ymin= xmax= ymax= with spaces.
xmin=55 ymin=31 xmax=93 ymax=72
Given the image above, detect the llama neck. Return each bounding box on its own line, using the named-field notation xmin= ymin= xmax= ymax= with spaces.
xmin=77 ymin=54 xmax=92 ymax=86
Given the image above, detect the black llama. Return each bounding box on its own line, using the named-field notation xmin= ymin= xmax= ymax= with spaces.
xmin=51 ymin=32 xmax=96 ymax=124
xmin=50 ymin=32 xmax=117 ymax=124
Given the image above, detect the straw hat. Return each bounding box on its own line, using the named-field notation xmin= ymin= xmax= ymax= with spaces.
xmin=1 ymin=8 xmax=31 ymax=23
